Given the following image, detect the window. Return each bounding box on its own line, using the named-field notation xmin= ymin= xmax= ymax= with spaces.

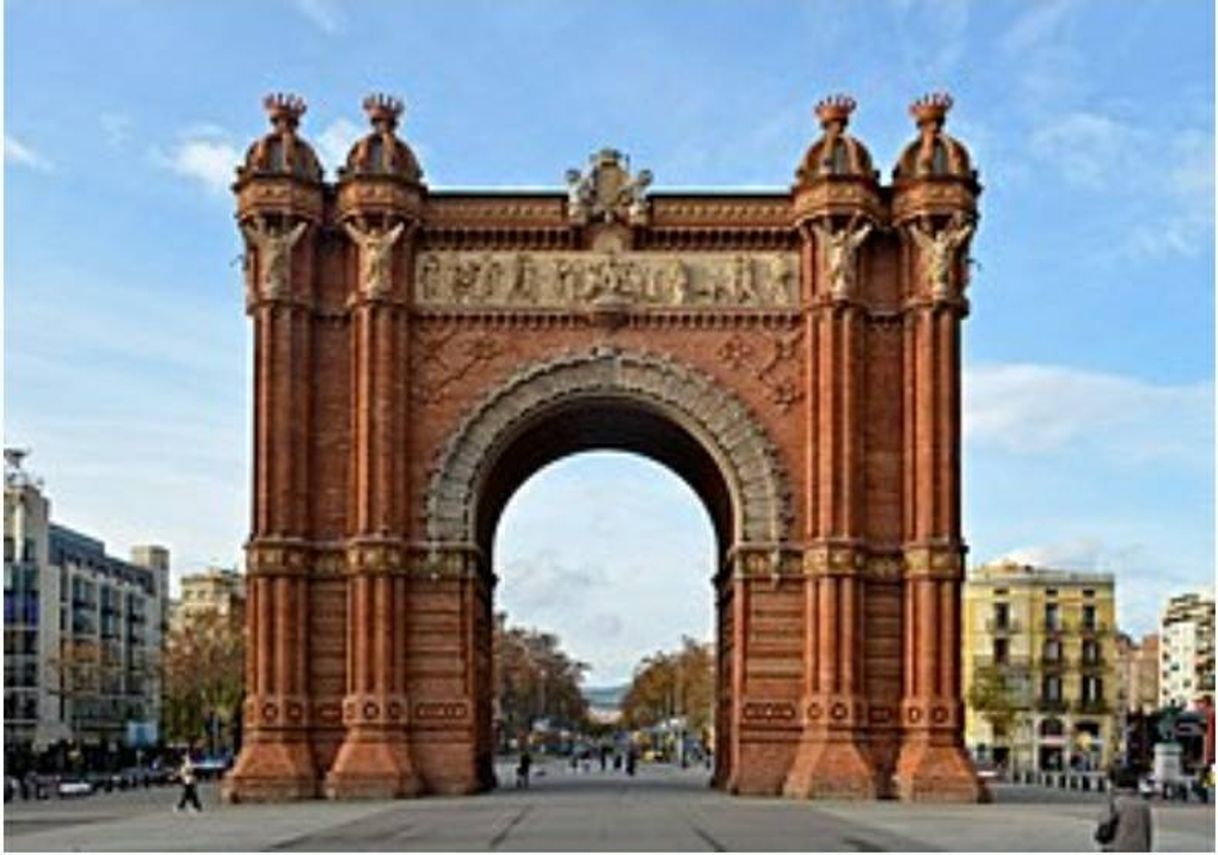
xmin=1082 ymin=676 xmax=1103 ymax=703
xmin=1082 ymin=589 xmax=1095 ymax=598
xmin=1082 ymin=605 xmax=1097 ymax=631
xmin=1043 ymin=675 xmax=1062 ymax=701
xmin=3 ymin=536 xmax=13 ymax=562
xmin=21 ymin=538 xmax=35 ymax=563
xmin=993 ymin=637 xmax=1009 ymax=664
xmin=993 ymin=602 xmax=1010 ymax=630
xmin=1044 ymin=603 xmax=1060 ymax=631
xmin=1044 ymin=639 xmax=1061 ymax=661
xmin=1082 ymin=639 xmax=1099 ymax=665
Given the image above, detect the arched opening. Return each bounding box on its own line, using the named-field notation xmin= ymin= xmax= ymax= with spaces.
xmin=492 ymin=450 xmax=718 ymax=787
xmin=472 ymin=398 xmax=735 ymax=789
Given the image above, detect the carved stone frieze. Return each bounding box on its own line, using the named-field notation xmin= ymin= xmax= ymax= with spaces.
xmin=425 ymin=348 xmax=794 ymax=547
xmin=414 ymin=250 xmax=798 ymax=310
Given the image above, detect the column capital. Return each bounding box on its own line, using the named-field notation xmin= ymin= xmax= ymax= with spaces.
xmin=904 ymin=541 xmax=966 ymax=579
xmin=245 ymin=538 xmax=313 ymax=577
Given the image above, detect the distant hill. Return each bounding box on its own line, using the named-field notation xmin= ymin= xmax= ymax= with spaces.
xmin=583 ymin=685 xmax=628 ymax=708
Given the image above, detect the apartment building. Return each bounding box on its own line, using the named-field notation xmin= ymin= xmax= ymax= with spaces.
xmin=1160 ymin=592 xmax=1216 ymax=710
xmin=964 ymin=560 xmax=1118 ymax=772
xmin=3 ymin=450 xmax=169 ymax=755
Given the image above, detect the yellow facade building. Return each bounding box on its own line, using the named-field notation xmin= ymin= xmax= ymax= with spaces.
xmin=964 ymin=560 xmax=1118 ymax=773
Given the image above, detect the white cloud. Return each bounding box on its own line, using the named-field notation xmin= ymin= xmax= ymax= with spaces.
xmin=1028 ymin=111 xmax=1215 ymax=258
xmin=314 ymin=116 xmax=362 ymax=174
xmin=293 ymin=0 xmax=341 ymax=33
xmin=161 ymin=135 xmax=241 ymax=195
xmin=1000 ymin=0 xmax=1078 ymax=56
xmin=5 ymin=134 xmax=53 ymax=171
xmin=964 ymin=362 xmax=1213 ymax=465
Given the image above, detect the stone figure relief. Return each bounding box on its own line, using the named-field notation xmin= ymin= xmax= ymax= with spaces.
xmin=565 ymin=149 xmax=652 ymax=225
xmin=241 ymin=217 xmax=308 ymax=300
xmin=811 ymin=215 xmax=872 ymax=301
xmin=908 ymin=213 xmax=974 ymax=300
xmin=343 ymin=219 xmax=405 ymax=298
xmin=413 ymin=251 xmax=799 ymax=309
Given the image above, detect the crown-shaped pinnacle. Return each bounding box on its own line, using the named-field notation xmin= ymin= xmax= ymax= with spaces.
xmin=910 ymin=92 xmax=953 ymax=128
xmin=263 ymin=92 xmax=307 ymax=131
xmin=363 ymin=93 xmax=404 ymax=132
xmin=815 ymin=94 xmax=856 ymax=129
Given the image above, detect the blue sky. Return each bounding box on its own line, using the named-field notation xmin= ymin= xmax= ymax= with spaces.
xmin=5 ymin=0 xmax=1213 ymax=683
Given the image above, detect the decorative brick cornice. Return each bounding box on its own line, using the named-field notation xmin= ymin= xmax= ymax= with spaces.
xmin=244 ymin=693 xmax=312 ymax=730
xmin=792 ymin=178 xmax=885 ymax=227
xmin=901 ymin=697 xmax=962 ymax=732
xmin=342 ymin=693 xmax=410 ymax=727
xmin=804 ymin=693 xmax=867 ymax=730
xmin=236 ymin=176 xmax=324 ymax=223
xmin=336 ymin=177 xmax=426 ymax=222
xmin=891 ymin=178 xmax=978 ymax=226
xmin=245 ymin=539 xmax=313 ymax=576
xmin=903 ymin=542 xmax=966 ymax=579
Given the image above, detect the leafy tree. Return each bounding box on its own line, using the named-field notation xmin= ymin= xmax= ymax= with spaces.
xmin=967 ymin=664 xmax=1025 ymax=761
xmin=163 ymin=606 xmax=244 ymax=753
xmin=493 ymin=612 xmax=588 ymax=745
xmin=621 ymin=636 xmax=714 ymax=737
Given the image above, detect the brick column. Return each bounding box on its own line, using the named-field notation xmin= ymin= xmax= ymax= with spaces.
xmin=225 ymin=217 xmax=319 ymax=802
xmin=892 ymin=227 xmax=984 ymax=802
xmin=324 ymin=216 xmax=421 ymax=799
xmin=784 ymin=220 xmax=878 ymax=798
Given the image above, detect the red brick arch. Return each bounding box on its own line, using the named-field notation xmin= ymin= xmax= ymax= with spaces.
xmin=223 ymin=92 xmax=985 ymax=804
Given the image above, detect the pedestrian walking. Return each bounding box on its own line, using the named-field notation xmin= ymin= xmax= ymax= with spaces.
xmin=515 ymin=748 xmax=532 ymax=789
xmin=625 ymin=746 xmax=637 ymax=777
xmin=175 ymin=754 xmax=202 ymax=813
xmin=1095 ymin=768 xmax=1152 ymax=852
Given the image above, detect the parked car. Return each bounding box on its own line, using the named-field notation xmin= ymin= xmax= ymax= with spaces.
xmin=56 ymin=777 xmax=93 ymax=798
xmin=193 ymin=756 xmax=232 ymax=780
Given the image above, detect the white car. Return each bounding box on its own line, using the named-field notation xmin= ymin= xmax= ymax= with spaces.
xmin=56 ymin=779 xmax=93 ymax=797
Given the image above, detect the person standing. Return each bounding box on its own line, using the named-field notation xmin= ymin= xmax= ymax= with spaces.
xmin=1095 ymin=768 xmax=1152 ymax=851
xmin=175 ymin=753 xmax=202 ymax=813
xmin=516 ymin=748 xmax=532 ymax=790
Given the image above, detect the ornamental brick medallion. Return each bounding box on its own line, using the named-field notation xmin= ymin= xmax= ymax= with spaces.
xmin=223 ymin=91 xmax=985 ymax=804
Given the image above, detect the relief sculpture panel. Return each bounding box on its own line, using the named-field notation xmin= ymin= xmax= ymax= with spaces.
xmin=414 ymin=250 xmax=799 ymax=309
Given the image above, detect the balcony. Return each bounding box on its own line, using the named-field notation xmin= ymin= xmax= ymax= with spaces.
xmin=1037 ymin=697 xmax=1068 ymax=714
xmin=1078 ymin=619 xmax=1109 ymax=636
xmin=985 ymin=619 xmax=1021 ymax=634
xmin=973 ymin=655 xmax=1032 ymax=672
xmin=1074 ymin=699 xmax=1111 ymax=716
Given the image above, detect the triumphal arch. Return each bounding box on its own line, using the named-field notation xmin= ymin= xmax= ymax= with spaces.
xmin=223 ymin=90 xmax=984 ymax=802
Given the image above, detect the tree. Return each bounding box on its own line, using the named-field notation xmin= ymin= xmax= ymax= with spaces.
xmin=967 ymin=664 xmax=1025 ymax=765
xmin=620 ymin=636 xmax=714 ymax=737
xmin=163 ymin=606 xmax=244 ymax=753
xmin=492 ymin=612 xmax=589 ymax=746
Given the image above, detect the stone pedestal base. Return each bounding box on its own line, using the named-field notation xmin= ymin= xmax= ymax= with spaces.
xmin=784 ymin=735 xmax=878 ymax=799
xmin=893 ymin=739 xmax=986 ymax=802
xmin=222 ymin=741 xmax=318 ymax=803
xmin=324 ymin=737 xmax=421 ymax=800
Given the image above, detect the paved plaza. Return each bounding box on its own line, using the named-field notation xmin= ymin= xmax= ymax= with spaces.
xmin=4 ymin=762 xmax=1214 ymax=852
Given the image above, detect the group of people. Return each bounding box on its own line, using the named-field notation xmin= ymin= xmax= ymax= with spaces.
xmin=514 ymin=744 xmax=639 ymax=789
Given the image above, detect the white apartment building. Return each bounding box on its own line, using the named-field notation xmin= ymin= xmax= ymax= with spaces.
xmin=1160 ymin=591 xmax=1216 ymax=710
